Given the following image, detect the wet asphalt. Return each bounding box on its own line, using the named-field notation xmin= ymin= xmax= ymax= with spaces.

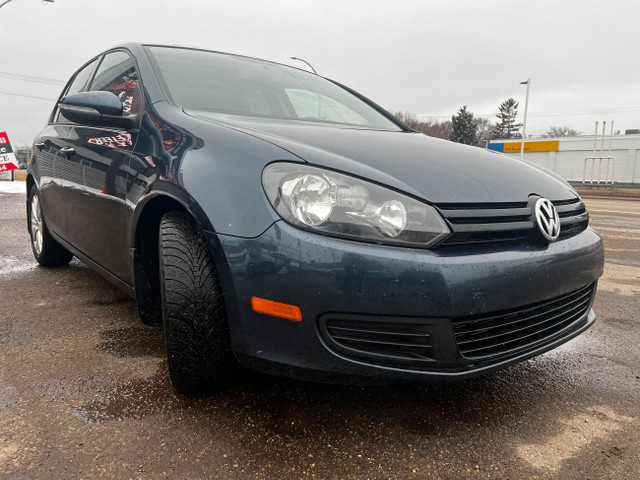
xmin=0 ymin=188 xmax=639 ymax=479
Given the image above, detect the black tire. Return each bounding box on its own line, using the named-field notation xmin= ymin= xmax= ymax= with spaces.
xmin=159 ymin=211 xmax=237 ymax=395
xmin=28 ymin=186 xmax=73 ymax=267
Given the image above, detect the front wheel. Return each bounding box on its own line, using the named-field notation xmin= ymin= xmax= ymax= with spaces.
xmin=159 ymin=211 xmax=238 ymax=395
xmin=28 ymin=186 xmax=73 ymax=267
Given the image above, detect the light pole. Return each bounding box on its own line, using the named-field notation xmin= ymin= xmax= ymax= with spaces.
xmin=290 ymin=56 xmax=317 ymax=75
xmin=520 ymin=78 xmax=530 ymax=158
xmin=0 ymin=0 xmax=54 ymax=9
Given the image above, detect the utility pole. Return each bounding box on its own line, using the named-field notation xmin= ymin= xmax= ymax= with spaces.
xmin=520 ymin=79 xmax=531 ymax=158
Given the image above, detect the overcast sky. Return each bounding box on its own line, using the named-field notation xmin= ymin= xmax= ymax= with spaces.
xmin=1 ymin=0 xmax=639 ymax=146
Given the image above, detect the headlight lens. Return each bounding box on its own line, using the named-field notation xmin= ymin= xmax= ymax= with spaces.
xmin=262 ymin=163 xmax=450 ymax=247
xmin=284 ymin=174 xmax=333 ymax=226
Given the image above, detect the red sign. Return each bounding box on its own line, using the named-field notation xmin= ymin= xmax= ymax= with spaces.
xmin=0 ymin=131 xmax=19 ymax=171
xmin=0 ymin=162 xmax=18 ymax=171
xmin=0 ymin=132 xmax=10 ymax=153
xmin=0 ymin=131 xmax=13 ymax=154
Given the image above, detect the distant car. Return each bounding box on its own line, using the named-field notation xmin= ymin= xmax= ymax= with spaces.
xmin=28 ymin=43 xmax=604 ymax=395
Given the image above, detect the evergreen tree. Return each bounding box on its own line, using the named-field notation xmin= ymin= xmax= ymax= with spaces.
xmin=450 ymin=106 xmax=478 ymax=145
xmin=491 ymin=98 xmax=522 ymax=139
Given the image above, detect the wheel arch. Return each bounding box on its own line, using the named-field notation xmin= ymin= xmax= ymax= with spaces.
xmin=26 ymin=173 xmax=36 ymax=196
xmin=131 ymin=190 xmax=229 ymax=326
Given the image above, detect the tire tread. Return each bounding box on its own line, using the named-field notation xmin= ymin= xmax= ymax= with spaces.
xmin=159 ymin=211 xmax=236 ymax=395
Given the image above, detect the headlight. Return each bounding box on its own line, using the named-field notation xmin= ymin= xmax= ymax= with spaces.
xmin=262 ymin=163 xmax=450 ymax=248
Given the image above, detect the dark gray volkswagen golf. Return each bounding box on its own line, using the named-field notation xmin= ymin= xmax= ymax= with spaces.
xmin=27 ymin=43 xmax=604 ymax=395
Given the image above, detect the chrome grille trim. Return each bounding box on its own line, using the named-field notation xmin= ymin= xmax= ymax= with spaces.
xmin=436 ymin=197 xmax=589 ymax=245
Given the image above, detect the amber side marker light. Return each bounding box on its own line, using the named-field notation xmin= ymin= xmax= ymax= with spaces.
xmin=251 ymin=297 xmax=302 ymax=321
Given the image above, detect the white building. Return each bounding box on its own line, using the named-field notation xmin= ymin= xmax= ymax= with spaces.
xmin=488 ymin=134 xmax=640 ymax=187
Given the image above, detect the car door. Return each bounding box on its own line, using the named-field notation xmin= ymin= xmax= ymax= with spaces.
xmin=62 ymin=50 xmax=141 ymax=283
xmin=33 ymin=58 xmax=99 ymax=241
xmin=33 ymin=124 xmax=73 ymax=241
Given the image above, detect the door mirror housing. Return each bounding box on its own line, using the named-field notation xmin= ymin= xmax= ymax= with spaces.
xmin=59 ymin=91 xmax=137 ymax=129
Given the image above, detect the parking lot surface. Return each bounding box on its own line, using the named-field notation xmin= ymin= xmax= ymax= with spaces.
xmin=1 ymin=186 xmax=639 ymax=479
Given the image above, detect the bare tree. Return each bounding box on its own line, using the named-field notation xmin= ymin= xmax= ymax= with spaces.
xmin=474 ymin=117 xmax=494 ymax=147
xmin=543 ymin=126 xmax=581 ymax=138
xmin=394 ymin=111 xmax=453 ymax=140
xmin=394 ymin=111 xmax=423 ymax=130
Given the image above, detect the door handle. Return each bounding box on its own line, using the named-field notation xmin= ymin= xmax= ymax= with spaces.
xmin=60 ymin=147 xmax=75 ymax=156
xmin=34 ymin=142 xmax=45 ymax=150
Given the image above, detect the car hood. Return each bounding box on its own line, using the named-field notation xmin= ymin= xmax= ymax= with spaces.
xmin=186 ymin=111 xmax=577 ymax=204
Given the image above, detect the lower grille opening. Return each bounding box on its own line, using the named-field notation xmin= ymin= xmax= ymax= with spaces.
xmin=452 ymin=283 xmax=596 ymax=360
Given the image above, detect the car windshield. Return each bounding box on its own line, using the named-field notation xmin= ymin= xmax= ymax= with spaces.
xmin=147 ymin=46 xmax=401 ymax=130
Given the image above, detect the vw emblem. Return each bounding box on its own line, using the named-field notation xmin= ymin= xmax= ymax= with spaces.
xmin=534 ymin=198 xmax=561 ymax=242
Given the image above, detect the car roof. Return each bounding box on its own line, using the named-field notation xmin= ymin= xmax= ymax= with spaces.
xmin=121 ymin=42 xmax=314 ymax=76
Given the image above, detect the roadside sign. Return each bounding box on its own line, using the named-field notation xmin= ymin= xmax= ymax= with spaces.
xmin=0 ymin=132 xmax=11 ymax=146
xmin=0 ymin=131 xmax=19 ymax=172
xmin=0 ymin=160 xmax=19 ymax=172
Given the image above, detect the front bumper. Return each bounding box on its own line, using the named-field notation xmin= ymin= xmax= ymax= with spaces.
xmin=210 ymin=222 xmax=604 ymax=383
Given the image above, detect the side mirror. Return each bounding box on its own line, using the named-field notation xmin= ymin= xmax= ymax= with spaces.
xmin=59 ymin=91 xmax=137 ymax=129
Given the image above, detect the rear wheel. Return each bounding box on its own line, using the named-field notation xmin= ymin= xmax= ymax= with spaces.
xmin=159 ymin=211 xmax=237 ymax=395
xmin=28 ymin=186 xmax=73 ymax=267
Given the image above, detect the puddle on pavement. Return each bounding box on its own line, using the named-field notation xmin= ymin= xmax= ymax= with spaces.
xmin=97 ymin=326 xmax=166 ymax=358
xmin=28 ymin=375 xmax=111 ymax=405
xmin=0 ymin=258 xmax=37 ymax=278
xmin=0 ymin=257 xmax=88 ymax=281
xmin=71 ymin=372 xmax=180 ymax=423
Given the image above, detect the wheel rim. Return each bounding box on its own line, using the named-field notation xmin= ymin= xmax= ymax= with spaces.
xmin=30 ymin=194 xmax=43 ymax=256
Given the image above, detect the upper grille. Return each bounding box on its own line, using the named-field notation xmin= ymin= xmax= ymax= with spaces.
xmin=437 ymin=197 xmax=589 ymax=246
xmin=452 ymin=283 xmax=596 ymax=360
